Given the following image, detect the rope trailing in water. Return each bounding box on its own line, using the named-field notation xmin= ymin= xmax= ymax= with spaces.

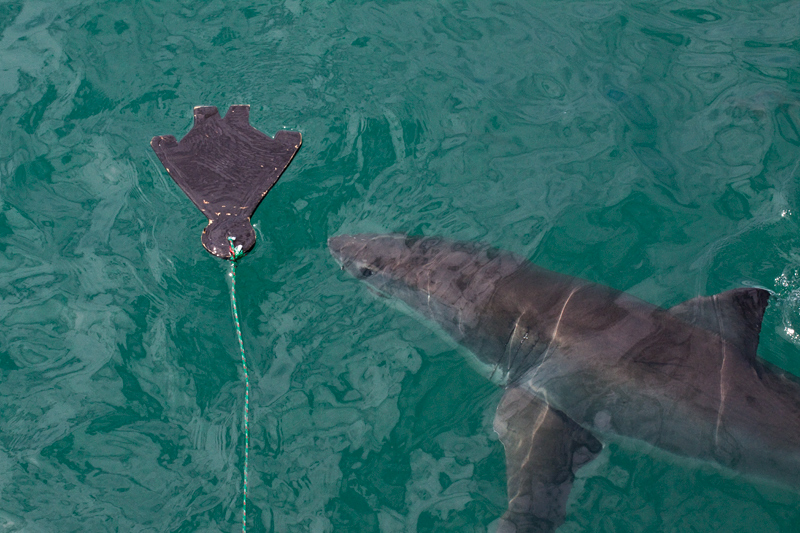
xmin=227 ymin=236 xmax=249 ymax=533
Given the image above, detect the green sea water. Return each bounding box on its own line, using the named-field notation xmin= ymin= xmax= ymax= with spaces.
xmin=2 ymin=0 xmax=800 ymax=531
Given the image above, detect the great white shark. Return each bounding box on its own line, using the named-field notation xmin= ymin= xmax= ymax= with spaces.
xmin=328 ymin=233 xmax=800 ymax=532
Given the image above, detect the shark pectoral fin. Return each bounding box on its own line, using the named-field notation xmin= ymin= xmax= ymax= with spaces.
xmin=493 ymin=387 xmax=601 ymax=533
xmin=667 ymin=288 xmax=770 ymax=364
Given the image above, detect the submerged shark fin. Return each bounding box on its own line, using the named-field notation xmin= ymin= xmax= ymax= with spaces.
xmin=493 ymin=387 xmax=602 ymax=533
xmin=667 ymin=288 xmax=770 ymax=365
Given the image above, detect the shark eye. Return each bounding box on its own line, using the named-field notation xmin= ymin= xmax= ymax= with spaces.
xmin=359 ymin=267 xmax=374 ymax=278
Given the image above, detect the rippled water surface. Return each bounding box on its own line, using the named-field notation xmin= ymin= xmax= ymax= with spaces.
xmin=2 ymin=1 xmax=800 ymax=531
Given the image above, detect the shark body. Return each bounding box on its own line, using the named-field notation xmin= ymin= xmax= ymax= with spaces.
xmin=329 ymin=234 xmax=800 ymax=532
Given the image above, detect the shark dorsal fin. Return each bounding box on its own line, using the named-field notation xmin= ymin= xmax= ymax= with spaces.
xmin=668 ymin=288 xmax=770 ymax=364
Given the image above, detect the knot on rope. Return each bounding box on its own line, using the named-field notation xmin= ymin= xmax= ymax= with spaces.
xmin=228 ymin=236 xmax=245 ymax=262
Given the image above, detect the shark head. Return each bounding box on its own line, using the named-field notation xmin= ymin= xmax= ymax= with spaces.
xmin=329 ymin=233 xmax=564 ymax=382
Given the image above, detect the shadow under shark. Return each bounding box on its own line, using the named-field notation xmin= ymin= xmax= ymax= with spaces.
xmin=328 ymin=233 xmax=800 ymax=532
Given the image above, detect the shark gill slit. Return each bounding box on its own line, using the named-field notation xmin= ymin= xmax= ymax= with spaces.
xmin=712 ymin=294 xmax=729 ymax=448
xmin=426 ymin=270 xmax=432 ymax=309
xmin=498 ymin=313 xmax=526 ymax=382
xmin=549 ymin=287 xmax=578 ymax=350
xmin=508 ymin=313 xmax=525 ymax=371
xmin=529 ymin=287 xmax=579 ymax=391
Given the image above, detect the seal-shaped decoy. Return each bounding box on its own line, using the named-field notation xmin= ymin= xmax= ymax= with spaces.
xmin=151 ymin=105 xmax=301 ymax=258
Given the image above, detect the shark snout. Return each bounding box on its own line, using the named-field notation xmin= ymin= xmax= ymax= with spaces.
xmin=327 ymin=234 xmax=345 ymax=264
xmin=328 ymin=234 xmax=373 ymax=277
xmin=328 ymin=233 xmax=404 ymax=280
xmin=327 ymin=234 xmax=358 ymax=267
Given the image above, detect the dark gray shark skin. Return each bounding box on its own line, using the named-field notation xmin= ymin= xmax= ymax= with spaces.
xmin=328 ymin=233 xmax=800 ymax=533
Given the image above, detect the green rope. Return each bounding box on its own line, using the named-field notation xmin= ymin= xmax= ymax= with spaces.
xmin=227 ymin=236 xmax=248 ymax=533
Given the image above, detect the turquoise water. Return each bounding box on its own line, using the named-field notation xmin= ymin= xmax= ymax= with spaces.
xmin=2 ymin=0 xmax=800 ymax=531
